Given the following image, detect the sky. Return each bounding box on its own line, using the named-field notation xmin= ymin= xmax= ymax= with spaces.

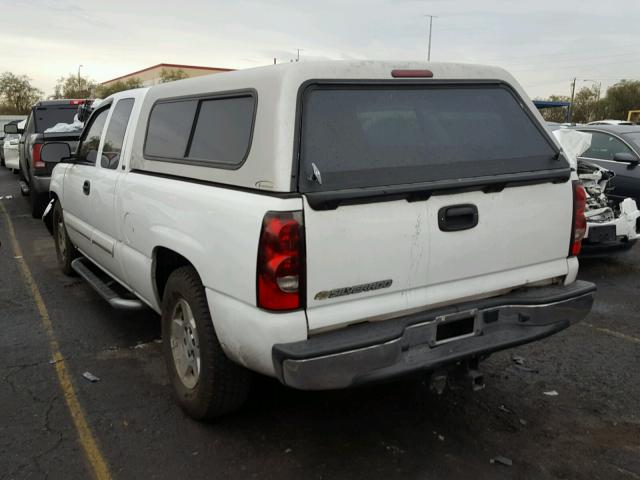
xmin=1 ymin=0 xmax=639 ymax=100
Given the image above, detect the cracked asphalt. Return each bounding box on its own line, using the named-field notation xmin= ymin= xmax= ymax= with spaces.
xmin=1 ymin=166 xmax=639 ymax=479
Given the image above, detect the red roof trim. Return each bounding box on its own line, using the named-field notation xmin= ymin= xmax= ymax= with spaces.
xmin=101 ymin=63 xmax=234 ymax=85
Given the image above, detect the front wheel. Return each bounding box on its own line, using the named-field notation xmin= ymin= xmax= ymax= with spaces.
xmin=52 ymin=201 xmax=78 ymax=276
xmin=162 ymin=266 xmax=251 ymax=420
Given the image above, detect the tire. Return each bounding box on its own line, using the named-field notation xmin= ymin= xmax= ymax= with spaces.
xmin=162 ymin=266 xmax=251 ymax=420
xmin=52 ymin=201 xmax=78 ymax=276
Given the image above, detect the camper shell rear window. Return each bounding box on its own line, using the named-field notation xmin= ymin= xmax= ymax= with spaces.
xmin=297 ymin=82 xmax=565 ymax=193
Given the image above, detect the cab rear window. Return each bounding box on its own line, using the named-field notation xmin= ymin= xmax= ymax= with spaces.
xmin=298 ymin=84 xmax=563 ymax=192
xmin=34 ymin=107 xmax=77 ymax=133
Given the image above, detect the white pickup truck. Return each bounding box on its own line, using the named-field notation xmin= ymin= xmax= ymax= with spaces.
xmin=41 ymin=61 xmax=596 ymax=420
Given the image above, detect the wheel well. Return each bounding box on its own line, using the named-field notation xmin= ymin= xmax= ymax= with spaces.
xmin=154 ymin=247 xmax=193 ymax=302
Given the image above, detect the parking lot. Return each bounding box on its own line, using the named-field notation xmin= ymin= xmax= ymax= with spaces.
xmin=0 ymin=165 xmax=638 ymax=479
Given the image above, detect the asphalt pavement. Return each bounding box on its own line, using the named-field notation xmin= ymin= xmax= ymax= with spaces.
xmin=1 ymin=166 xmax=638 ymax=479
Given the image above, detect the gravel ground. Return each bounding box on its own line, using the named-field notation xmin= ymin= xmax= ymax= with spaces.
xmin=0 ymin=167 xmax=638 ymax=479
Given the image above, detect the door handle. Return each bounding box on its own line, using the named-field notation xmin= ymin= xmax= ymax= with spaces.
xmin=438 ymin=204 xmax=479 ymax=232
xmin=83 ymin=180 xmax=90 ymax=195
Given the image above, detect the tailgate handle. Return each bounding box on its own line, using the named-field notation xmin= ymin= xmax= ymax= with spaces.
xmin=438 ymin=204 xmax=478 ymax=232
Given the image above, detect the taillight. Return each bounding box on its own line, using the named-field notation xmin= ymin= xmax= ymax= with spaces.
xmin=570 ymin=181 xmax=587 ymax=256
xmin=32 ymin=143 xmax=44 ymax=168
xmin=257 ymin=211 xmax=305 ymax=311
xmin=69 ymin=99 xmax=86 ymax=105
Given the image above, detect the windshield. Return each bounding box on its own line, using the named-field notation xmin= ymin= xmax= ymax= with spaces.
xmin=298 ymin=84 xmax=562 ymax=192
xmin=33 ymin=106 xmax=78 ymax=133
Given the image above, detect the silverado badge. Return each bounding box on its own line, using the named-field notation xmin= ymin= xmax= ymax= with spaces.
xmin=314 ymin=279 xmax=393 ymax=300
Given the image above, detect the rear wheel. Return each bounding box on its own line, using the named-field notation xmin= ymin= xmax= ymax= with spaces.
xmin=162 ymin=266 xmax=251 ymax=420
xmin=53 ymin=201 xmax=78 ymax=276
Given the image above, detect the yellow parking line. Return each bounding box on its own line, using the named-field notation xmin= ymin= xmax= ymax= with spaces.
xmin=583 ymin=322 xmax=640 ymax=345
xmin=0 ymin=203 xmax=111 ymax=480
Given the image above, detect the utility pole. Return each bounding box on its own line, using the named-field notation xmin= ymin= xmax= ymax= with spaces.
xmin=425 ymin=15 xmax=438 ymax=62
xmin=77 ymin=64 xmax=83 ymax=92
xmin=569 ymin=77 xmax=577 ymax=124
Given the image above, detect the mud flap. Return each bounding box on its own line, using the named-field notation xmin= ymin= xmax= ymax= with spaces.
xmin=42 ymin=198 xmax=55 ymax=235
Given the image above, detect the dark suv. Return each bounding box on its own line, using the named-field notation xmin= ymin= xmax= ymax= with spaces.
xmin=7 ymin=99 xmax=86 ymax=217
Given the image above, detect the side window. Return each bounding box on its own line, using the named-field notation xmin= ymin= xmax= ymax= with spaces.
xmin=144 ymin=94 xmax=255 ymax=167
xmin=145 ymin=100 xmax=197 ymax=158
xmin=101 ymin=99 xmax=135 ymax=169
xmin=78 ymin=108 xmax=110 ymax=165
xmin=582 ymin=132 xmax=635 ymax=161
xmin=187 ymin=96 xmax=255 ymax=165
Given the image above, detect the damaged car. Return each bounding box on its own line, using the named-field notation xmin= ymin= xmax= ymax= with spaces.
xmin=551 ymin=126 xmax=640 ymax=255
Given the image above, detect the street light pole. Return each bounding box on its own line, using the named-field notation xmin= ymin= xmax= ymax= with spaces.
xmin=425 ymin=15 xmax=438 ymax=62
xmin=569 ymin=77 xmax=577 ymax=123
xmin=77 ymin=64 xmax=83 ymax=91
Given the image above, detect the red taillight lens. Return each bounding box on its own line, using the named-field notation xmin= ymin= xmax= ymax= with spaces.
xmin=32 ymin=143 xmax=44 ymax=168
xmin=69 ymin=99 xmax=86 ymax=105
xmin=570 ymin=181 xmax=587 ymax=256
xmin=257 ymin=211 xmax=305 ymax=311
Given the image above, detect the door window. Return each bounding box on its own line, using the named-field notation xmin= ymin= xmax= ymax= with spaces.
xmin=78 ymin=107 xmax=110 ymax=165
xmin=101 ymin=99 xmax=134 ymax=169
xmin=581 ymin=131 xmax=636 ymax=161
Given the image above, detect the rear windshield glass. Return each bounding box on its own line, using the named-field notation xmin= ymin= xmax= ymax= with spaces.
xmin=34 ymin=107 xmax=77 ymax=132
xmin=299 ymin=84 xmax=562 ymax=192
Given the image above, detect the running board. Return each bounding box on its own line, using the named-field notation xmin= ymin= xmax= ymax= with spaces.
xmin=71 ymin=258 xmax=146 ymax=310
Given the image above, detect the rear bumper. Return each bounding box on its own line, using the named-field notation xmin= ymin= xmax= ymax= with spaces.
xmin=30 ymin=173 xmax=51 ymax=196
xmin=273 ymin=280 xmax=596 ymax=390
xmin=581 ymin=238 xmax=637 ymax=257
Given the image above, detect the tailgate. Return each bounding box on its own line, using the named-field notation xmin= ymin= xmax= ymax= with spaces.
xmin=297 ymin=81 xmax=573 ymax=332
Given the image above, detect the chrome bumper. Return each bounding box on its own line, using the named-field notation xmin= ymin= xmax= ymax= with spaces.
xmin=273 ymin=280 xmax=596 ymax=390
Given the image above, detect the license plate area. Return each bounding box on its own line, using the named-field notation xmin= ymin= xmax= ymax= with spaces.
xmin=434 ymin=309 xmax=478 ymax=345
xmin=588 ymin=225 xmax=616 ymax=243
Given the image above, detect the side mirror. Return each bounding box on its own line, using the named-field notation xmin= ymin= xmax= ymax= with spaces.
xmin=4 ymin=123 xmax=18 ymax=134
xmin=41 ymin=142 xmax=73 ymax=164
xmin=613 ymin=151 xmax=639 ymax=166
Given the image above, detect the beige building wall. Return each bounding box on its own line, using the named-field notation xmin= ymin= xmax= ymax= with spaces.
xmin=102 ymin=63 xmax=233 ymax=87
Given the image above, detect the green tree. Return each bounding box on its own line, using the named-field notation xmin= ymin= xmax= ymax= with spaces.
xmin=0 ymin=72 xmax=43 ymax=114
xmin=571 ymin=86 xmax=601 ymax=123
xmin=53 ymin=73 xmax=97 ymax=99
xmin=601 ymin=80 xmax=640 ymax=120
xmin=95 ymin=78 xmax=143 ymax=98
xmin=159 ymin=68 xmax=188 ymax=83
